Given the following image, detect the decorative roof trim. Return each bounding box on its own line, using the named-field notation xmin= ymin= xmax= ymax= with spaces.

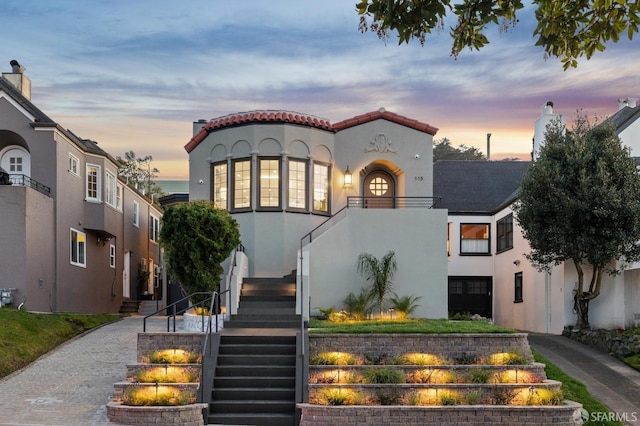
xmin=185 ymin=110 xmax=334 ymax=153
xmin=333 ymin=108 xmax=438 ymax=135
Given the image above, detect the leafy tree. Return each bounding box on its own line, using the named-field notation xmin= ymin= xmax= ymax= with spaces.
xmin=357 ymin=251 xmax=398 ymax=316
xmin=357 ymin=0 xmax=640 ymax=69
xmin=433 ymin=137 xmax=485 ymax=161
xmin=514 ymin=114 xmax=640 ymax=328
xmin=116 ymin=150 xmax=164 ymax=203
xmin=160 ymin=201 xmax=240 ymax=305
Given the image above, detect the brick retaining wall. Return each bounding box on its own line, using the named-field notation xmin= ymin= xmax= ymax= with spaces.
xmin=106 ymin=402 xmax=207 ymax=426
xmin=309 ymin=333 xmax=533 ymax=363
xmin=137 ymin=333 xmax=204 ymax=362
xmin=297 ymin=402 xmax=583 ymax=426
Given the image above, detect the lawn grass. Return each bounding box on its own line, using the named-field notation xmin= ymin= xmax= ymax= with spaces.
xmin=622 ymin=353 xmax=640 ymax=371
xmin=532 ymin=348 xmax=623 ymax=426
xmin=308 ymin=318 xmax=515 ymax=334
xmin=0 ymin=308 xmax=121 ymax=378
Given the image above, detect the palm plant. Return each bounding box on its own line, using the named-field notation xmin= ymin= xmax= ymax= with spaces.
xmin=357 ymin=251 xmax=397 ymax=316
xmin=343 ymin=287 xmax=373 ymax=320
xmin=389 ymin=293 xmax=422 ymax=319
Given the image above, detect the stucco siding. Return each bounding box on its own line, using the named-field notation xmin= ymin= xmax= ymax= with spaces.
xmin=306 ymin=208 xmax=448 ymax=319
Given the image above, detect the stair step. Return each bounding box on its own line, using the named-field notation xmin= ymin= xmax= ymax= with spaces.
xmin=212 ymin=387 xmax=295 ymax=401
xmin=214 ymin=376 xmax=295 ymax=388
xmin=219 ymin=343 xmax=296 ymax=355
xmin=238 ymin=301 xmax=296 ymax=310
xmin=224 ymin=320 xmax=301 ymax=329
xmin=231 ymin=313 xmax=299 ymax=321
xmin=208 ymin=413 xmax=295 ymax=426
xmin=215 ymin=365 xmax=296 ymax=377
xmin=217 ymin=354 xmax=296 ymax=366
xmin=243 ymin=277 xmax=294 ymax=285
xmin=210 ymin=400 xmax=294 ymax=414
xmin=240 ymin=295 xmax=296 ymax=302
xmin=220 ymin=335 xmax=296 ymax=345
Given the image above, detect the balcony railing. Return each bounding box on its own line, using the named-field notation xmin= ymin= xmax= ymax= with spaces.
xmin=347 ymin=196 xmax=441 ymax=209
xmin=7 ymin=174 xmax=51 ymax=197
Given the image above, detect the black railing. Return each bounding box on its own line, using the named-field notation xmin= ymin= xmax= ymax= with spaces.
xmin=347 ymin=196 xmax=440 ymax=209
xmin=142 ymin=291 xmax=222 ymax=333
xmin=7 ymin=174 xmax=51 ymax=197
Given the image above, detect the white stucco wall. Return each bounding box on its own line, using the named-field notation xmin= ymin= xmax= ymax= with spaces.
xmin=304 ymin=207 xmax=448 ymax=319
xmin=618 ymin=119 xmax=640 ymax=157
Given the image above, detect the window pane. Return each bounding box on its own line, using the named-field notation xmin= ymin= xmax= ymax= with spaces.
xmin=460 ymin=224 xmax=489 ymax=254
xmin=71 ymin=230 xmax=78 ymax=263
xmin=213 ymin=163 xmax=227 ymax=209
xmin=288 ymin=160 xmax=306 ymax=209
xmin=86 ymin=165 xmax=99 ymax=200
xmin=313 ymin=163 xmax=329 ymax=212
xmin=234 ymin=160 xmax=251 ymax=209
xmin=369 ymin=177 xmax=389 ymax=196
xmin=259 ymin=159 xmax=280 ymax=207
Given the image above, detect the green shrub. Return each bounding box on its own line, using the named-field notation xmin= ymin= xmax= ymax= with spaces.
xmin=122 ymin=386 xmax=194 ymax=406
xmin=343 ymin=288 xmax=372 ymax=320
xmin=466 ymin=367 xmax=492 ymax=384
xmin=438 ymin=390 xmax=462 ymax=405
xmin=322 ymin=388 xmax=364 ymax=405
xmin=309 ymin=352 xmax=357 ymax=366
xmin=374 ymin=388 xmax=402 ymax=405
xmin=465 ymin=389 xmax=482 ymax=405
xmin=388 ymin=293 xmax=422 ymax=319
xmin=361 ymin=367 xmax=405 ymax=384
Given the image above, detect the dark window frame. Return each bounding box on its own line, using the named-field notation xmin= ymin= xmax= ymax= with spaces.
xmin=514 ymin=272 xmax=523 ymax=303
xmin=286 ymin=158 xmax=309 ymax=212
xmin=257 ymin=156 xmax=282 ymax=211
xmin=497 ymin=214 xmax=514 ymax=253
xmin=231 ymin=158 xmax=252 ymax=212
xmin=312 ymin=161 xmax=331 ymax=216
xmin=459 ymin=223 xmax=491 ymax=256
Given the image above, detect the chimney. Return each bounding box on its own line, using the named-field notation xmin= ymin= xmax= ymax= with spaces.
xmin=618 ymin=98 xmax=638 ymax=110
xmin=486 ymin=133 xmax=491 ymax=161
xmin=193 ymin=119 xmax=208 ymax=136
xmin=2 ymin=59 xmax=31 ymax=100
xmin=533 ymin=101 xmax=564 ymax=161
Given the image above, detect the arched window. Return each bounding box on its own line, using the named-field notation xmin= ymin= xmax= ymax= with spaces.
xmin=0 ymin=146 xmax=30 ymax=177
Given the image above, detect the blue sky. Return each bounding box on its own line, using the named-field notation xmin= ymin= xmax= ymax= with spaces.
xmin=4 ymin=0 xmax=638 ymax=179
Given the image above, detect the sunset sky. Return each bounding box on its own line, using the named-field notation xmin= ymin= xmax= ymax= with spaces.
xmin=4 ymin=0 xmax=638 ymax=179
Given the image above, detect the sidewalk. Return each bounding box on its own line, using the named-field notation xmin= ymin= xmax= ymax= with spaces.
xmin=0 ymin=316 xmax=169 ymax=426
xmin=528 ymin=333 xmax=640 ymax=426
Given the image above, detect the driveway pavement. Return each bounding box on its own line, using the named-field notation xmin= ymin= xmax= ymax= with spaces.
xmin=0 ymin=316 xmax=170 ymax=426
xmin=528 ymin=333 xmax=640 ymax=426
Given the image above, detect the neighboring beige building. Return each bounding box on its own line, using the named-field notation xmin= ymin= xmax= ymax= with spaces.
xmin=185 ymin=109 xmax=449 ymax=319
xmin=0 ymin=65 xmax=162 ymax=313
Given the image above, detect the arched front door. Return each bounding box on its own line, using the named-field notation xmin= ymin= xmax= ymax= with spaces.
xmin=363 ymin=170 xmax=395 ymax=208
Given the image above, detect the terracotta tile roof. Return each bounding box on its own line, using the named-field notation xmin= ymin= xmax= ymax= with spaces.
xmin=184 ymin=110 xmax=333 ymax=153
xmin=184 ymin=108 xmax=438 ymax=153
xmin=333 ymin=108 xmax=438 ymax=135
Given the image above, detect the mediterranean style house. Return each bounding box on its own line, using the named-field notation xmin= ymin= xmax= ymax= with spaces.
xmin=186 ymin=100 xmax=640 ymax=333
xmin=0 ymin=64 xmax=163 ymax=314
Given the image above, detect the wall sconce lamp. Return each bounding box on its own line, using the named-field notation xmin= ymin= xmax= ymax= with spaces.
xmin=513 ymin=260 xmax=521 ymax=266
xmin=344 ymin=166 xmax=353 ymax=188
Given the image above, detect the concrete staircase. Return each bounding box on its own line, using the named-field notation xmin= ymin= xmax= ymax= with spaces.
xmin=207 ymin=275 xmax=300 ymax=425
xmin=225 ymin=276 xmax=300 ymax=329
xmin=118 ymin=299 xmax=139 ymax=314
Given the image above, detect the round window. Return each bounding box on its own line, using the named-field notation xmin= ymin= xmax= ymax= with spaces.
xmin=369 ymin=177 xmax=388 ymax=196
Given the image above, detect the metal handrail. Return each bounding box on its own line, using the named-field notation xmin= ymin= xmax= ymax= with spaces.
xmin=7 ymin=174 xmax=51 ymax=197
xmin=143 ymin=291 xmax=213 ymax=332
xmin=347 ymin=195 xmax=441 ymax=208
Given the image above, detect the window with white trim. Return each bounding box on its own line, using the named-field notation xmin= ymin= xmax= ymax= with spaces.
xmin=105 ymin=171 xmax=117 ymax=207
xmin=313 ymin=162 xmax=330 ymax=213
xmin=133 ymin=201 xmax=139 ymax=227
xmin=69 ymin=154 xmax=80 ymax=176
xmin=213 ymin=162 xmax=227 ymax=209
xmin=288 ymin=159 xmax=306 ymax=210
xmin=70 ymin=228 xmax=86 ymax=267
xmin=109 ymin=244 xmax=116 ymax=268
xmin=233 ymin=159 xmax=251 ymax=210
xmin=86 ymin=164 xmax=101 ymax=201
xmin=116 ymin=183 xmax=123 ymax=211
xmin=149 ymin=214 xmax=159 ymax=242
xmin=259 ymin=158 xmax=280 ymax=208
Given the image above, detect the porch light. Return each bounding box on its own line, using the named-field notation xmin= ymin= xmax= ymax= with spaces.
xmin=344 ymin=166 xmax=352 ymax=188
